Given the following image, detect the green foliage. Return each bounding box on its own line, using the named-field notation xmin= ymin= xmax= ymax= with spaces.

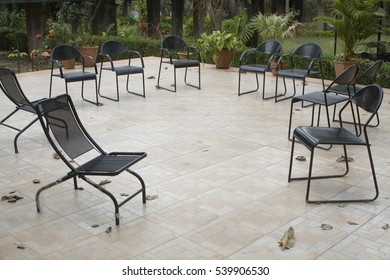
xmin=320 ymin=0 xmax=386 ymax=61
xmin=222 ymin=13 xmax=253 ymax=46
xmin=249 ymin=11 xmax=302 ymax=42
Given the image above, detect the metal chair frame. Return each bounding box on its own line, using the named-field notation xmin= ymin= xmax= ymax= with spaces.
xmin=238 ymin=39 xmax=282 ymax=98
xmin=98 ymin=40 xmax=145 ymax=101
xmin=157 ymin=35 xmax=201 ymax=92
xmin=288 ymin=84 xmax=383 ymax=203
xmin=34 ymin=94 xmax=147 ymax=225
xmin=0 ymin=67 xmax=47 ymax=153
xmin=49 ymin=44 xmax=101 ymax=106
xmin=287 ymin=64 xmax=359 ymax=140
xmin=274 ymin=43 xmax=325 ymax=103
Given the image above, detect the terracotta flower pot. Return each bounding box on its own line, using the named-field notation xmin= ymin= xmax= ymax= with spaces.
xmin=62 ymin=58 xmax=76 ymax=69
xmin=177 ymin=51 xmax=193 ymax=60
xmin=215 ymin=49 xmax=234 ymax=69
xmin=78 ymin=46 xmax=99 ymax=67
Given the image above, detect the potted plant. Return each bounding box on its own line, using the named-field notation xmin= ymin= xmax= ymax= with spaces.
xmin=321 ymin=0 xmax=386 ymax=75
xmin=197 ymin=30 xmax=239 ymax=69
xmin=249 ymin=11 xmax=301 ymax=75
xmin=70 ymin=34 xmax=100 ymax=67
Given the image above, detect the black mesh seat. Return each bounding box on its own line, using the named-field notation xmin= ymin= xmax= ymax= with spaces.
xmin=0 ymin=67 xmax=48 ymax=153
xmin=34 ymin=94 xmax=147 ymax=225
xmin=287 ymin=64 xmax=359 ymax=140
xmin=329 ymin=60 xmax=383 ymax=129
xmin=98 ymin=40 xmax=145 ymax=101
xmin=274 ymin=42 xmax=325 ymax=102
xmin=238 ymin=39 xmax=282 ymax=98
xmin=288 ymin=84 xmax=383 ymax=203
xmin=157 ymin=35 xmax=201 ymax=92
xmin=49 ymin=44 xmax=101 ymax=106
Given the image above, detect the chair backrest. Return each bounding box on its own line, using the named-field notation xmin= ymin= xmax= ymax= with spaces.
xmin=357 ymin=59 xmax=383 ymax=84
xmin=256 ymin=39 xmax=282 ymax=55
xmin=327 ymin=63 xmax=359 ymax=90
xmin=293 ymin=42 xmax=322 ymax=59
xmin=101 ymin=40 xmax=129 ymax=56
xmin=51 ymin=44 xmax=81 ymax=61
xmin=352 ymin=84 xmax=383 ymax=116
xmin=35 ymin=94 xmax=98 ymax=160
xmin=0 ymin=67 xmax=31 ymax=107
xmin=161 ymin=35 xmax=187 ymax=50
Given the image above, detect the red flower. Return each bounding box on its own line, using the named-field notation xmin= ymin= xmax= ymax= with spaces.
xmin=36 ymin=34 xmax=43 ymax=40
xmin=49 ymin=28 xmax=55 ymax=37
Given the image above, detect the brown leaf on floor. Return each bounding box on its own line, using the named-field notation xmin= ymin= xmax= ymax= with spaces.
xmin=321 ymin=223 xmax=333 ymax=230
xmin=147 ymin=76 xmax=155 ymax=79
xmin=278 ymin=226 xmax=295 ymax=251
xmin=146 ymin=194 xmax=159 ymax=201
xmin=98 ymin=179 xmax=111 ymax=186
xmin=295 ymin=155 xmax=306 ymax=161
xmin=347 ymin=221 xmax=359 ymax=225
xmin=52 ymin=152 xmax=60 ymax=159
xmin=382 ymin=223 xmax=389 ymax=230
xmin=32 ymin=179 xmax=40 ymax=184
xmin=16 ymin=244 xmax=26 ymax=249
xmin=120 ymin=193 xmax=129 ymax=197
xmin=336 ymin=155 xmax=354 ymax=162
xmin=91 ymin=224 xmax=100 ymax=228
xmin=105 ymin=226 xmax=112 ymax=233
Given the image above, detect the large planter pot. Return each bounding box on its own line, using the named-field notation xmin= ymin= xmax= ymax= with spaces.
xmin=333 ymin=60 xmax=360 ymax=77
xmin=215 ymin=49 xmax=234 ymax=69
xmin=63 ymin=58 xmax=76 ymax=69
xmin=177 ymin=51 xmax=193 ymax=60
xmin=79 ymin=46 xmax=99 ymax=67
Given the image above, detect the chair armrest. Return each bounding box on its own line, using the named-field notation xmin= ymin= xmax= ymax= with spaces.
xmin=185 ymin=45 xmax=201 ymax=60
xmin=127 ymin=50 xmax=145 ymax=68
xmin=160 ymin=47 xmax=173 ymax=64
xmin=50 ymin=58 xmax=64 ymax=77
xmin=99 ymin=53 xmax=115 ymax=70
xmin=81 ymin=55 xmax=98 ymax=74
xmin=238 ymin=48 xmax=256 ymax=66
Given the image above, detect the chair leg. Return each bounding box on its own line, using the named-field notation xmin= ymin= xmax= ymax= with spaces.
xmin=184 ymin=67 xmax=201 ymax=90
xmin=274 ymin=76 xmax=289 ymax=102
xmin=125 ymin=72 xmax=146 ymax=98
xmin=238 ymin=71 xmax=260 ymax=96
xmin=157 ymin=63 xmax=177 ymax=92
xmin=13 ymin=117 xmax=40 ymax=153
xmin=80 ymin=79 xmax=102 ymax=106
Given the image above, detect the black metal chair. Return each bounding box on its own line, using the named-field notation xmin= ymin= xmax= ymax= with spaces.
xmin=288 ymin=84 xmax=383 ymax=203
xmin=238 ymin=39 xmax=282 ymax=98
xmin=34 ymin=94 xmax=147 ymax=225
xmin=157 ymin=35 xmax=201 ymax=92
xmin=49 ymin=44 xmax=101 ymax=106
xmin=287 ymin=64 xmax=359 ymax=140
xmin=274 ymin=42 xmax=325 ymax=102
xmin=329 ymin=60 xmax=383 ymax=129
xmin=0 ymin=67 xmax=47 ymax=153
xmin=98 ymin=40 xmax=145 ymax=101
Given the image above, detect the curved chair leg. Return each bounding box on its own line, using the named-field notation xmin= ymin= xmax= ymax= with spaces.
xmin=238 ymin=71 xmax=260 ymax=96
xmin=36 ymin=175 xmax=73 ymax=212
xmin=126 ymin=72 xmax=146 ymax=98
xmin=184 ymin=67 xmax=201 ymax=90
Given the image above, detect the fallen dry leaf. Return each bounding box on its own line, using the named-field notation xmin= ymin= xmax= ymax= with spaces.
xmin=278 ymin=226 xmax=295 ymax=251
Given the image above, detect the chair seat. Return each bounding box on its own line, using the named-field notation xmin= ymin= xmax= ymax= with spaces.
xmin=76 ymin=153 xmax=146 ymax=175
xmin=276 ymin=69 xmax=311 ymax=79
xmin=293 ymin=91 xmax=349 ymax=106
xmin=239 ymin=64 xmax=268 ymax=73
xmin=171 ymin=59 xmax=200 ymax=68
xmin=294 ymin=126 xmax=366 ymax=149
xmin=102 ymin=65 xmax=144 ymax=76
xmin=55 ymin=71 xmax=97 ymax=83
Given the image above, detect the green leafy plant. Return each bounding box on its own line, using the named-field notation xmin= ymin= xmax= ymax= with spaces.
xmin=320 ymin=0 xmax=386 ymax=61
xmin=249 ymin=11 xmax=302 ymax=43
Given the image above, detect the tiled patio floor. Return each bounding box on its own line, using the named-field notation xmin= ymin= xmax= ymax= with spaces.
xmin=1 ymin=57 xmax=390 ymax=260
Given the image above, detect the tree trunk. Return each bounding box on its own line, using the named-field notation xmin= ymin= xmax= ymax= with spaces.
xmin=24 ymin=3 xmax=45 ymax=53
xmin=171 ymin=0 xmax=184 ymax=37
xmin=91 ymin=0 xmax=117 ymax=36
xmin=147 ymin=0 xmax=161 ymax=37
xmin=193 ymin=0 xmax=205 ymax=37
xmin=245 ymin=0 xmax=264 ymax=47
